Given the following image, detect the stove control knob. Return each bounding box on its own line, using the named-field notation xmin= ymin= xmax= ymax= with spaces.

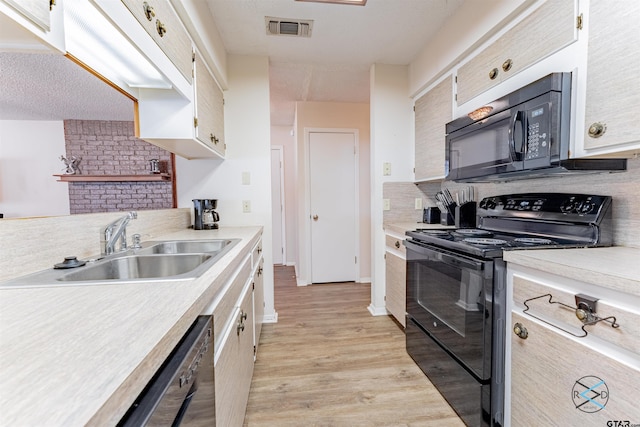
xmin=513 ymin=322 xmax=528 ymax=339
xmin=485 ymin=199 xmax=497 ymax=210
xmin=560 ymin=199 xmax=575 ymax=213
xmin=578 ymin=202 xmax=595 ymax=215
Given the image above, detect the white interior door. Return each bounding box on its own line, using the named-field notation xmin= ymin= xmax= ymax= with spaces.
xmin=271 ymin=147 xmax=285 ymax=265
xmin=309 ymin=132 xmax=356 ymax=283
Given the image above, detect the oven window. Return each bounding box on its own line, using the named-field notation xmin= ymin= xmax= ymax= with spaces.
xmin=413 ymin=259 xmax=484 ymax=337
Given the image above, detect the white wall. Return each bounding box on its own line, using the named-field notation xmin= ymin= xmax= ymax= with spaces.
xmin=270 ymin=126 xmax=297 ymax=266
xmin=294 ymin=101 xmax=371 ymax=285
xmin=0 ymin=120 xmax=70 ymax=218
xmin=175 ymin=55 xmax=277 ymax=322
xmin=369 ymin=64 xmax=414 ymax=315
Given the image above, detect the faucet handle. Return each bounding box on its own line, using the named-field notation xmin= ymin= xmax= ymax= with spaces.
xmin=132 ymin=233 xmax=142 ymax=249
xmin=129 ymin=211 xmax=138 ymax=219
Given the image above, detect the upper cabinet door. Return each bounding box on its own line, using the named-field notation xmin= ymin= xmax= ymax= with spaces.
xmin=2 ymin=0 xmax=50 ymax=30
xmin=583 ymin=0 xmax=640 ymax=153
xmin=120 ymin=0 xmax=193 ymax=83
xmin=414 ymin=75 xmax=452 ymax=182
xmin=456 ymin=0 xmax=577 ymax=106
xmin=194 ymin=50 xmax=225 ymax=157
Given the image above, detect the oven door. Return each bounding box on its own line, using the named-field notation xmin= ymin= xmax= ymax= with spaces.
xmin=405 ymin=239 xmax=494 ymax=380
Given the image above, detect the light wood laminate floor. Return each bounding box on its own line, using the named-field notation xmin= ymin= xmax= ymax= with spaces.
xmin=243 ymin=266 xmax=464 ymax=426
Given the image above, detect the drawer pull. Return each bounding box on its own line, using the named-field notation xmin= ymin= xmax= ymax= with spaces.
xmin=143 ymin=2 xmax=155 ymax=21
xmin=489 ymin=68 xmax=499 ymax=80
xmin=588 ymin=122 xmax=606 ymax=138
xmin=522 ymin=293 xmax=620 ymax=338
xmin=513 ymin=322 xmax=528 ymax=339
xmin=502 ymin=58 xmax=513 ymax=72
xmin=156 ymin=19 xmax=167 ymax=37
xmin=395 ymin=241 xmax=400 ymax=249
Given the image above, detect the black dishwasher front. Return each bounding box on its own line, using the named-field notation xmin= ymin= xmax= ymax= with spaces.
xmin=118 ymin=315 xmax=215 ymax=427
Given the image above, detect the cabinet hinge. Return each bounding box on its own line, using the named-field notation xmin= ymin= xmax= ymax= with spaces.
xmin=50 ymin=0 xmax=56 ymax=10
xmin=413 ymin=105 xmax=415 ymax=112
xmin=355 ymin=256 xmax=358 ymax=264
xmin=252 ymin=282 xmax=255 ymax=291
xmin=576 ymin=13 xmax=583 ymax=30
xmin=192 ymin=51 xmax=196 ymax=62
xmin=254 ymin=345 xmax=256 ymax=356
xmin=455 ymin=93 xmax=457 ymax=101
xmin=384 ymin=253 xmax=386 ymax=260
xmin=455 ymin=75 xmax=457 ymax=83
xmin=193 ymin=117 xmax=198 ymax=128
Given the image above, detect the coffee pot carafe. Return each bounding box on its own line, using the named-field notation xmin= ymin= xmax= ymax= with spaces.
xmin=193 ymin=199 xmax=219 ymax=230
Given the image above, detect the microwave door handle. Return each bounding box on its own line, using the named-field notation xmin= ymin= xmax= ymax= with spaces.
xmin=509 ymin=111 xmax=525 ymax=161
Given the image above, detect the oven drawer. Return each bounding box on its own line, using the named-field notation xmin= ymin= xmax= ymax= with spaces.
xmin=407 ymin=319 xmax=491 ymax=427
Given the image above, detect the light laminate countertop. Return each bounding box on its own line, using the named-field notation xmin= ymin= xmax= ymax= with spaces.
xmin=504 ymin=246 xmax=640 ymax=297
xmin=384 ymin=222 xmax=454 ymax=236
xmin=0 ymin=226 xmax=262 ymax=426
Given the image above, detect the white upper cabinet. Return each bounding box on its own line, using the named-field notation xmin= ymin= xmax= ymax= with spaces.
xmin=120 ymin=0 xmax=193 ymax=84
xmin=0 ymin=0 xmax=65 ymax=51
xmin=194 ymin=50 xmax=225 ymax=157
xmin=414 ymin=74 xmax=452 ymax=182
xmin=581 ymin=0 xmax=640 ymax=156
xmin=456 ymin=0 xmax=577 ymax=106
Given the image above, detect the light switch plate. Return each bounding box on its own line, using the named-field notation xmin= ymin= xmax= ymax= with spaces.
xmin=383 ymin=162 xmax=391 ymax=176
xmin=242 ymin=172 xmax=251 ymax=185
xmin=415 ymin=198 xmax=423 ymax=210
xmin=383 ymin=199 xmax=391 ymax=211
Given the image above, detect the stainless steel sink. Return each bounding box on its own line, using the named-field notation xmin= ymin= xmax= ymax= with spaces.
xmin=136 ymin=239 xmax=234 ymax=255
xmin=0 ymin=238 xmax=240 ymax=288
xmin=57 ymin=254 xmax=212 ymax=281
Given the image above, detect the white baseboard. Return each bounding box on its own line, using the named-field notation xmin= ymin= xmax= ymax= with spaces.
xmin=262 ymin=311 xmax=278 ymax=323
xmin=285 ymin=262 xmax=296 ymax=267
xmin=368 ymin=303 xmax=389 ymax=316
xmin=296 ymin=278 xmax=309 ymax=286
xmin=357 ymin=276 xmax=372 ymax=283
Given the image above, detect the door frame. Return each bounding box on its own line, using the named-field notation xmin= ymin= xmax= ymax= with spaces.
xmin=303 ymin=127 xmax=360 ymax=284
xmin=271 ymin=146 xmax=286 ymax=265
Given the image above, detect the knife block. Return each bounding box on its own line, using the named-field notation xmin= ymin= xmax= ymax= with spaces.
xmin=455 ymin=202 xmax=477 ymax=228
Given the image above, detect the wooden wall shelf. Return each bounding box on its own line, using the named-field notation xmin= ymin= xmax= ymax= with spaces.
xmin=54 ymin=174 xmax=172 ymax=182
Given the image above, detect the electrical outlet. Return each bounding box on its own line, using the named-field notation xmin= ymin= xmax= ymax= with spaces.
xmin=383 ymin=162 xmax=392 ymax=176
xmin=242 ymin=172 xmax=250 ymax=185
xmin=383 ymin=199 xmax=391 ymax=211
xmin=415 ymin=198 xmax=423 ymax=210
xmin=242 ymin=200 xmax=251 ymax=213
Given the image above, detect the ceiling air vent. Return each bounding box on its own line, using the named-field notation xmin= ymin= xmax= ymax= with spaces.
xmin=266 ymin=17 xmax=313 ymax=37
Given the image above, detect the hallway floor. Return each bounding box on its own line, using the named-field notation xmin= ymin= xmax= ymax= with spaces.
xmin=243 ymin=266 xmax=464 ymax=426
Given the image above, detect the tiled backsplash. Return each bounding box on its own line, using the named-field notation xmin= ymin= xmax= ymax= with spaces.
xmin=385 ymin=157 xmax=640 ymax=248
xmin=64 ymin=120 xmax=173 ymax=214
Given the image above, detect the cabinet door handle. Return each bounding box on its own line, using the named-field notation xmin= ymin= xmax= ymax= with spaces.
xmin=156 ymin=19 xmax=167 ymax=37
xmin=395 ymin=241 xmax=400 ymax=249
xmin=313 ymin=215 xmax=319 ymax=221
xmin=143 ymin=2 xmax=155 ymax=21
xmin=588 ymin=122 xmax=606 ymax=138
xmin=502 ymin=58 xmax=513 ymax=72
xmin=513 ymin=322 xmax=528 ymax=339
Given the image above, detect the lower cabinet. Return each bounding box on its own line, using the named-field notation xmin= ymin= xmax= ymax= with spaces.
xmin=215 ymin=281 xmax=255 ymax=427
xmin=507 ymin=265 xmax=640 ymax=425
xmin=385 ymin=232 xmax=406 ymax=327
xmin=211 ymin=236 xmax=264 ymax=427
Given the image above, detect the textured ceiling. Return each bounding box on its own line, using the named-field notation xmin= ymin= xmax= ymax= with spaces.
xmin=0 ymin=52 xmax=134 ymax=121
xmin=0 ymin=0 xmax=465 ymax=126
xmin=207 ymin=0 xmax=466 ymax=125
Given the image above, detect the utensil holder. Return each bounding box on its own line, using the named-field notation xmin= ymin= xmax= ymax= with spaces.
xmin=440 ymin=204 xmax=456 ymax=226
xmin=455 ymin=202 xmax=477 ymax=228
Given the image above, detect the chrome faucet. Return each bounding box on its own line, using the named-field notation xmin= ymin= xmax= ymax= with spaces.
xmin=101 ymin=211 xmax=137 ymax=255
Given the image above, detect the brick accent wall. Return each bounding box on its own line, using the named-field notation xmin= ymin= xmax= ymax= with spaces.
xmin=63 ymin=120 xmax=173 ymax=214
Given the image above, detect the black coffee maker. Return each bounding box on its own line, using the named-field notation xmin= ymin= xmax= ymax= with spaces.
xmin=193 ymin=199 xmax=219 ymax=230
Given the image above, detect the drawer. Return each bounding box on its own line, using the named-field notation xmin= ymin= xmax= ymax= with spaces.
xmin=385 ymin=234 xmax=405 ymax=256
xmin=512 ymin=274 xmax=640 ymax=355
xmin=121 ymin=0 xmax=193 ymax=83
xmin=212 ymin=259 xmax=251 ymax=353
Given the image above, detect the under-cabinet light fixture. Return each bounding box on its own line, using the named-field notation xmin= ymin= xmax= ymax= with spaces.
xmin=64 ymin=0 xmax=170 ymax=91
xmin=295 ymin=0 xmax=367 ymax=6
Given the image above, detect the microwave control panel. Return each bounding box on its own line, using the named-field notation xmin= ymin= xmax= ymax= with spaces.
xmin=525 ymin=104 xmax=550 ymax=160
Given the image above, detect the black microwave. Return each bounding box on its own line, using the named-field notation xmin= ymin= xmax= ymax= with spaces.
xmin=445 ymin=73 xmax=626 ymax=182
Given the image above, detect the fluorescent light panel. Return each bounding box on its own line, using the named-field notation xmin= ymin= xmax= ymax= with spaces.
xmin=295 ymin=0 xmax=367 ymax=5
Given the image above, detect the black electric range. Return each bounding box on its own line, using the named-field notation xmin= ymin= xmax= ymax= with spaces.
xmin=407 ymin=193 xmax=613 ymax=258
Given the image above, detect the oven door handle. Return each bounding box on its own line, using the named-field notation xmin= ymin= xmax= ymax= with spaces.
xmin=404 ymin=240 xmax=485 ymax=271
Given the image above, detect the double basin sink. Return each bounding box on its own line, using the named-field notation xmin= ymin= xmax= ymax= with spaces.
xmin=1 ymin=239 xmax=240 ymax=288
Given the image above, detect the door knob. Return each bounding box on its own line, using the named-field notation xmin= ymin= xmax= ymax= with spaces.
xmin=313 ymin=215 xmax=318 ymax=221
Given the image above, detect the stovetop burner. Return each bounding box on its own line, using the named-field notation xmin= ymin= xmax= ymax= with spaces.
xmin=463 ymin=237 xmax=508 ymax=246
xmin=513 ymin=237 xmax=556 ymax=245
xmin=454 ymin=229 xmax=493 ymax=236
